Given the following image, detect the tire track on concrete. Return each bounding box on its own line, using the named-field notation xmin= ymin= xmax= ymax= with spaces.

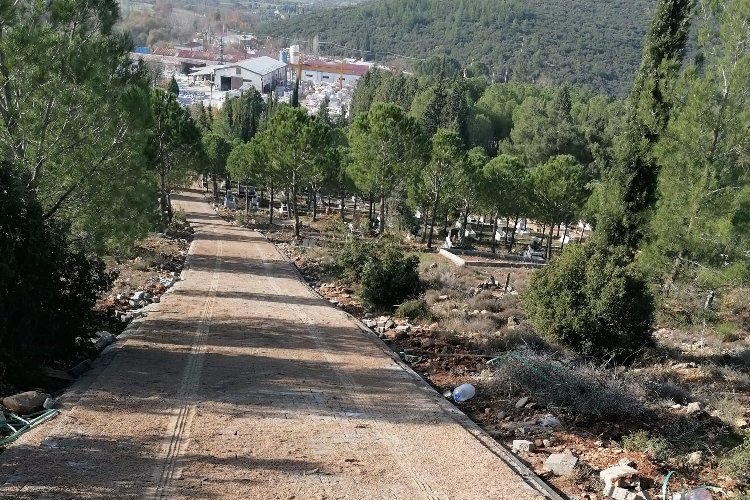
xmin=150 ymin=240 xmax=223 ymax=499
xmin=252 ymin=244 xmax=444 ymax=500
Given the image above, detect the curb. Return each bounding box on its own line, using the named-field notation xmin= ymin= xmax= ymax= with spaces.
xmin=265 ymin=236 xmax=563 ymax=500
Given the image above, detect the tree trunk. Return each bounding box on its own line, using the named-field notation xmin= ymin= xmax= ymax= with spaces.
xmin=245 ymin=183 xmax=250 ymax=213
xmin=546 ymin=222 xmax=554 ymax=260
xmin=212 ymin=177 xmax=218 ymax=201
xmin=491 ymin=211 xmax=499 ymax=253
xmin=312 ymin=188 xmax=318 ymax=221
xmin=379 ymin=192 xmax=386 ymax=235
xmin=368 ymin=194 xmax=373 ymax=229
xmin=508 ymin=215 xmax=519 ymax=252
xmin=269 ymin=184 xmax=274 ymax=226
xmin=427 ymin=188 xmax=440 ymax=249
xmin=504 ymin=216 xmax=510 ymax=245
xmin=340 ymin=192 xmax=346 ymax=222
xmin=560 ymin=225 xmax=569 ymax=253
xmin=421 ymin=204 xmax=429 ymax=243
xmin=460 ymin=200 xmax=470 ymax=243
xmin=556 ymin=223 xmax=561 ymax=238
xmin=292 ymin=172 xmax=300 ymax=238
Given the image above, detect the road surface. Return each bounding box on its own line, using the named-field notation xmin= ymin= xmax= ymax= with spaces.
xmin=0 ymin=189 xmax=550 ymax=499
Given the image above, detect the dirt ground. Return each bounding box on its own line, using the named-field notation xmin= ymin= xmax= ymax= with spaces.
xmin=0 ymin=190 xmax=551 ymax=499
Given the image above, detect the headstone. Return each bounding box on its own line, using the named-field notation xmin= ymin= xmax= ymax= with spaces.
xmin=512 ymin=440 xmax=535 ymax=453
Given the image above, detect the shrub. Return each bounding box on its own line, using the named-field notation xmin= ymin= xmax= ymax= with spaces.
xmin=720 ymin=437 xmax=750 ymax=482
xmin=395 ymin=298 xmax=430 ymax=320
xmin=523 ymin=241 xmax=654 ymax=358
xmin=332 ymin=236 xmax=377 ymax=281
xmin=623 ymin=430 xmax=672 ymax=461
xmin=0 ymin=164 xmax=116 ymax=386
xmin=360 ymin=245 xmax=421 ymax=309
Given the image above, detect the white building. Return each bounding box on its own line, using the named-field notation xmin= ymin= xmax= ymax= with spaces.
xmin=192 ymin=56 xmax=288 ymax=94
xmin=297 ymin=59 xmax=369 ymax=87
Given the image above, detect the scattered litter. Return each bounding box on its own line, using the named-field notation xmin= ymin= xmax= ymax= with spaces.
xmin=452 ymin=383 xmax=476 ymax=402
xmin=0 ymin=409 xmax=60 ymax=447
xmin=540 ymin=415 xmax=561 ymax=428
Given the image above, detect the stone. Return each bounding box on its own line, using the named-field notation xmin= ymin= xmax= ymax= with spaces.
xmin=495 ymin=411 xmax=506 ymax=420
xmin=437 ymin=295 xmax=449 ymax=301
xmin=152 ymin=296 xmax=161 ymax=304
xmin=395 ymin=325 xmax=411 ymax=333
xmin=94 ymin=332 xmax=116 ymax=350
xmin=735 ymin=418 xmax=748 ymax=429
xmin=384 ymin=319 xmax=395 ymax=330
xmin=602 ymin=485 xmax=651 ymax=500
xmin=542 ymin=439 xmax=552 ymax=448
xmin=68 ymin=359 xmax=92 ymax=378
xmin=363 ymin=319 xmax=377 ymax=329
xmin=2 ymin=391 xmax=50 ymax=414
xmin=540 ymin=415 xmax=561 ymax=428
xmin=687 ymin=451 xmax=703 ymax=466
xmin=685 ymin=402 xmax=704 ymax=415
xmin=512 ymin=440 xmax=535 ymax=453
xmin=618 ymin=458 xmax=636 ymax=468
xmin=534 ymin=438 xmax=544 ymax=448
xmin=507 ymin=316 xmax=520 ymax=326
xmin=544 ymin=453 xmax=578 ymax=476
xmin=132 ymin=290 xmax=146 ymax=301
xmin=600 ymin=465 xmax=640 ymax=488
xmin=43 ymin=367 xmax=75 ymax=382
xmin=43 ymin=397 xmax=58 ymax=410
xmin=515 ymin=396 xmax=530 ymax=408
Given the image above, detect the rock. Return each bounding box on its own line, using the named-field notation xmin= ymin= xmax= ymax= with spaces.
xmin=43 ymin=367 xmax=75 ymax=382
xmin=2 ymin=391 xmax=50 ymax=414
xmin=515 ymin=396 xmax=530 ymax=408
xmin=687 ymin=451 xmax=703 ymax=466
xmin=68 ymin=359 xmax=92 ymax=378
xmin=618 ymin=458 xmax=636 ymax=468
xmin=395 ymin=325 xmax=411 ymax=333
xmin=384 ymin=319 xmax=395 ymax=330
xmin=542 ymin=439 xmax=552 ymax=448
xmin=152 ymin=296 xmax=161 ymax=304
xmin=437 ymin=295 xmax=449 ymax=301
xmin=132 ymin=290 xmax=146 ymax=301
xmin=507 ymin=316 xmax=520 ymax=326
xmin=735 ymin=418 xmax=748 ymax=429
xmin=534 ymin=438 xmax=544 ymax=448
xmin=544 ymin=453 xmax=578 ymax=476
xmin=600 ymin=465 xmax=640 ymax=489
xmin=43 ymin=397 xmax=58 ymax=410
xmin=121 ymin=313 xmax=132 ymax=323
xmin=540 ymin=415 xmax=561 ymax=428
xmin=512 ymin=440 xmax=536 ymax=453
xmin=363 ymin=319 xmax=377 ymax=329
xmin=602 ymin=485 xmax=651 ymax=500
xmin=685 ymin=402 xmax=704 ymax=415
xmin=94 ymin=331 xmax=116 ymax=350
xmin=495 ymin=411 xmax=506 ymax=420
xmin=442 ymin=390 xmax=452 ymax=398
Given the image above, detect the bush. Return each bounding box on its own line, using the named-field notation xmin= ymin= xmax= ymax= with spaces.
xmin=360 ymin=245 xmax=421 ymax=309
xmin=0 ymin=163 xmax=115 ymax=387
xmin=332 ymin=237 xmax=377 ymax=282
xmin=720 ymin=437 xmax=750 ymax=483
xmin=523 ymin=241 xmax=654 ymax=358
xmin=395 ymin=298 xmax=430 ymax=320
xmin=623 ymin=430 xmax=672 ymax=461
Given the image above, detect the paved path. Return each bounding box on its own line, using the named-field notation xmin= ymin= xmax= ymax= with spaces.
xmin=0 ymin=189 xmax=549 ymax=499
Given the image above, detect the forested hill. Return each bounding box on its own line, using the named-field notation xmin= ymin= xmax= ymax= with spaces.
xmin=261 ymin=0 xmax=657 ymax=97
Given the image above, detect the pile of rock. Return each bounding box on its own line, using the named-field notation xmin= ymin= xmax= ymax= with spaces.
xmin=111 ymin=278 xmax=178 ymax=324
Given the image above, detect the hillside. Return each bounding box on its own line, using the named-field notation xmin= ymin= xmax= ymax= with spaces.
xmin=260 ymin=0 xmax=658 ymax=97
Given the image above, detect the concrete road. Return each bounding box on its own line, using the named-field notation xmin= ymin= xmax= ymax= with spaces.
xmin=0 ymin=189 xmax=551 ymax=499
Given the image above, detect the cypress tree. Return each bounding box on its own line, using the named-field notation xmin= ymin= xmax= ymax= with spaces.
xmin=168 ymin=75 xmax=180 ymax=96
xmin=291 ymin=78 xmax=300 ymax=108
xmin=599 ymin=0 xmax=694 ymax=251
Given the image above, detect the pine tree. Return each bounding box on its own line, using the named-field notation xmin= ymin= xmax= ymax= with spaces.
xmin=291 ymin=78 xmax=300 ymax=108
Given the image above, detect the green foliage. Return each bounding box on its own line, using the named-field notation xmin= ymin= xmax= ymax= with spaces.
xmin=0 ymin=161 xmax=115 ymax=386
xmin=395 ymin=298 xmax=430 ymax=320
xmin=599 ymin=0 xmax=694 ymax=250
xmin=361 ymin=246 xmax=421 ymax=309
xmin=720 ymin=437 xmax=750 ymax=483
xmin=622 ymin=430 xmax=672 ymax=461
xmin=523 ymin=242 xmax=655 ymax=357
xmin=0 ymin=0 xmax=155 ymax=251
xmin=332 ymin=237 xmax=379 ymax=282
xmin=168 ymin=75 xmax=179 ymax=96
xmin=215 ymin=90 xmax=265 ymax=143
xmin=262 ymin=0 xmax=657 ymax=97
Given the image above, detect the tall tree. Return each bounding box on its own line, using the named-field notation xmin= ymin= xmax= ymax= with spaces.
xmin=423 ymin=128 xmax=464 ymax=248
xmin=530 ymin=155 xmax=591 ymax=259
xmin=0 ymin=0 xmax=153 ymax=250
xmin=264 ymin=106 xmax=332 ymax=237
xmin=168 ymin=75 xmax=180 ymax=95
xmin=646 ymin=0 xmax=750 ymax=293
xmin=202 ymin=132 xmax=233 ymax=200
xmin=146 ymin=89 xmax=203 ymax=225
xmin=481 ymin=154 xmax=529 ymax=253
xmin=349 ymin=103 xmax=427 ymax=234
xmin=599 ymin=0 xmax=694 ymax=250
